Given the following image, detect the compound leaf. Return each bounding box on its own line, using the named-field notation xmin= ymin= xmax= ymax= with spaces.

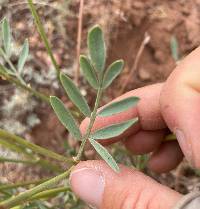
xmin=50 ymin=96 xmax=81 ymax=140
xmin=18 ymin=39 xmax=29 ymax=74
xmin=103 ymin=60 xmax=124 ymax=89
xmin=88 ymin=25 xmax=106 ymax=72
xmin=2 ymin=18 xmax=11 ymax=57
xmin=91 ymin=118 xmax=138 ymax=140
xmin=98 ymin=96 xmax=140 ymax=117
xmin=89 ymin=138 xmax=119 ymax=172
xmin=60 ymin=73 xmax=91 ymax=117
xmin=80 ymin=55 xmax=99 ymax=89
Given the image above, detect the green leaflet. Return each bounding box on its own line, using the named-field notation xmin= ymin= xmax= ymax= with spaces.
xmin=50 ymin=96 xmax=81 ymax=140
xmin=2 ymin=18 xmax=11 ymax=57
xmin=89 ymin=138 xmax=119 ymax=172
xmin=103 ymin=60 xmax=124 ymax=89
xmin=170 ymin=36 xmax=179 ymax=61
xmin=60 ymin=73 xmax=91 ymax=117
xmin=98 ymin=96 xmax=140 ymax=117
xmin=91 ymin=118 xmax=138 ymax=139
xmin=18 ymin=39 xmax=29 ymax=75
xmin=80 ymin=55 xmax=99 ymax=89
xmin=88 ymin=25 xmax=106 ymax=72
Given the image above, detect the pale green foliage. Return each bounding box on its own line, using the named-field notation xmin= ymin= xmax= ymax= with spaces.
xmin=0 ymin=9 xmax=142 ymax=208
xmin=103 ymin=60 xmax=124 ymax=89
xmin=89 ymin=138 xmax=120 ymax=172
xmin=170 ymin=36 xmax=179 ymax=61
xmin=91 ymin=118 xmax=138 ymax=140
xmin=88 ymin=25 xmax=106 ymax=72
xmin=2 ymin=18 xmax=11 ymax=57
xmin=60 ymin=73 xmax=91 ymax=117
xmin=50 ymin=25 xmax=140 ymax=172
xmin=80 ymin=55 xmax=99 ymax=89
xmin=50 ymin=96 xmax=81 ymax=140
xmin=98 ymin=96 xmax=140 ymax=117
xmin=18 ymin=39 xmax=29 ymax=75
xmin=0 ymin=18 xmax=29 ymax=84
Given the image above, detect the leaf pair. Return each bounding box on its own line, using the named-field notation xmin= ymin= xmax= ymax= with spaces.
xmin=1 ymin=18 xmax=29 ymax=75
xmin=80 ymin=26 xmax=124 ymax=90
xmin=80 ymin=56 xmax=124 ymax=90
xmin=89 ymin=118 xmax=138 ymax=172
xmin=79 ymin=25 xmax=105 ymax=90
xmin=50 ymin=72 xmax=91 ymax=140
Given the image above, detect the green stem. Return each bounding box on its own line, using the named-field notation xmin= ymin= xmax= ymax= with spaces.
xmin=0 ymin=138 xmax=63 ymax=173
xmin=0 ymin=156 xmax=38 ymax=164
xmin=76 ymin=75 xmax=104 ymax=161
xmin=0 ymin=138 xmax=30 ymax=156
xmin=0 ymin=166 xmax=74 ymax=208
xmin=34 ymin=158 xmax=63 ymax=173
xmin=29 ymin=186 xmax=70 ymax=201
xmin=0 ymin=129 xmax=74 ymax=164
xmin=0 ymin=48 xmax=25 ymax=85
xmin=27 ymin=0 xmax=60 ymax=79
xmin=0 ymin=178 xmax=50 ymax=191
xmin=0 ymin=64 xmax=50 ymax=103
xmin=165 ymin=133 xmax=176 ymax=141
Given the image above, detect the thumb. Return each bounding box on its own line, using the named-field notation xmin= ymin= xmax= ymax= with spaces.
xmin=70 ymin=160 xmax=181 ymax=209
xmin=160 ymin=46 xmax=200 ymax=167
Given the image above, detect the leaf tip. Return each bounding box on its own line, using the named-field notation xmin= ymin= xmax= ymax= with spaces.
xmin=89 ymin=24 xmax=102 ymax=33
xmin=79 ymin=54 xmax=86 ymax=63
xmin=60 ymin=72 xmax=69 ymax=87
xmin=59 ymin=72 xmax=64 ymax=80
xmin=49 ymin=95 xmax=56 ymax=103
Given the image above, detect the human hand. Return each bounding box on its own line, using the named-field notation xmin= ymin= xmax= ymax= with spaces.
xmin=70 ymin=46 xmax=200 ymax=209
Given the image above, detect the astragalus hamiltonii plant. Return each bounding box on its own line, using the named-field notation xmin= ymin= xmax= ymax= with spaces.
xmin=0 ymin=2 xmax=140 ymax=209
xmin=50 ymin=25 xmax=139 ymax=170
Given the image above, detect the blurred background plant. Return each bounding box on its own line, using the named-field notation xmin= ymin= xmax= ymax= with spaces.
xmin=0 ymin=0 xmax=200 ymax=208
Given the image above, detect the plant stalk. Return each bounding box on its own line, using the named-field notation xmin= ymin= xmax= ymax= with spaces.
xmin=28 ymin=186 xmax=70 ymax=201
xmin=0 ymin=64 xmax=50 ymax=103
xmin=76 ymin=74 xmax=104 ymax=161
xmin=27 ymin=0 xmax=60 ymax=79
xmin=0 ymin=178 xmax=50 ymax=191
xmin=165 ymin=133 xmax=176 ymax=141
xmin=0 ymin=48 xmax=25 ymax=84
xmin=0 ymin=166 xmax=74 ymax=208
xmin=0 ymin=138 xmax=63 ymax=173
xmin=0 ymin=129 xmax=73 ymax=164
xmin=0 ymin=157 xmax=38 ymax=164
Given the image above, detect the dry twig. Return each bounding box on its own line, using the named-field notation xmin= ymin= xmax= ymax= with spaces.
xmin=75 ymin=0 xmax=84 ymax=84
xmin=119 ymin=32 xmax=150 ymax=94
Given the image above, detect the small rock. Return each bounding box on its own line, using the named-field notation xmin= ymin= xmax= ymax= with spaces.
xmin=132 ymin=1 xmax=144 ymax=9
xmin=138 ymin=68 xmax=151 ymax=81
xmin=154 ymin=50 xmax=166 ymax=64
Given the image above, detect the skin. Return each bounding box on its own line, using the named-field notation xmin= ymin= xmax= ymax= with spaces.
xmin=70 ymin=46 xmax=200 ymax=209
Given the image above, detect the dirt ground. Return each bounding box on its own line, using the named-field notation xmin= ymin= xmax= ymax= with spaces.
xmin=1 ymin=0 xmax=200 ymax=200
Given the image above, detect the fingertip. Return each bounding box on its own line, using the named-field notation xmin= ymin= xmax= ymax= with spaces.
xmin=124 ymin=130 xmax=164 ymax=154
xmin=70 ymin=160 xmax=182 ymax=209
xmin=148 ymin=141 xmax=183 ymax=173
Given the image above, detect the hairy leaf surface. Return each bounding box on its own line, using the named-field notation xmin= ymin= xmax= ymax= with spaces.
xmin=98 ymin=96 xmax=140 ymax=117
xmin=50 ymin=96 xmax=81 ymax=140
xmin=60 ymin=73 xmax=91 ymax=117
xmin=91 ymin=118 xmax=138 ymax=139
xmin=89 ymin=138 xmax=119 ymax=172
